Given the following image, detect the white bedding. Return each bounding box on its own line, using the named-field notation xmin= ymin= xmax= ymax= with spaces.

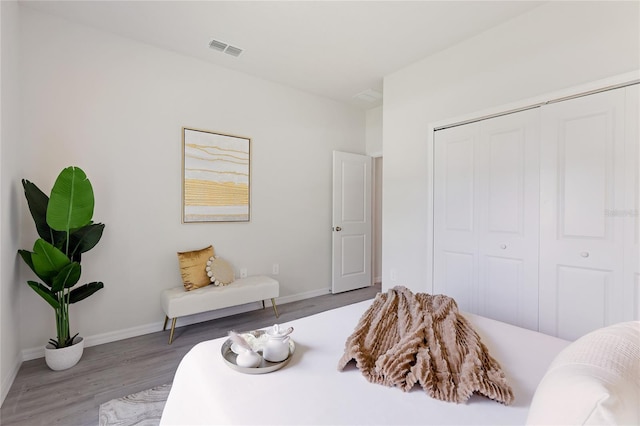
xmin=161 ymin=300 xmax=569 ymax=425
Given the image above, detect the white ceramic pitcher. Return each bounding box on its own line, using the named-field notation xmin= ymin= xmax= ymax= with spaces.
xmin=262 ymin=324 xmax=292 ymax=362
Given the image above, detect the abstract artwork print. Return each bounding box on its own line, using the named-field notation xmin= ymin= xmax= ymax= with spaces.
xmin=182 ymin=127 xmax=250 ymax=222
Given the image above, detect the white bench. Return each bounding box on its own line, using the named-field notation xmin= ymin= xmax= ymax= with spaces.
xmin=161 ymin=275 xmax=280 ymax=344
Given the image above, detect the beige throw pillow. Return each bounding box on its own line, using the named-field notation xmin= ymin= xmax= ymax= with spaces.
xmin=177 ymin=245 xmax=214 ymax=291
xmin=206 ymin=256 xmax=235 ymax=286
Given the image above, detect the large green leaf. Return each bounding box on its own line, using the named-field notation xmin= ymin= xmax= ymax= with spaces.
xmin=18 ymin=249 xmax=53 ymax=287
xmin=22 ymin=179 xmax=49 ymax=239
xmin=22 ymin=179 xmax=66 ymax=246
xmin=31 ymin=239 xmax=70 ymax=281
xmin=18 ymin=249 xmax=34 ymax=270
xmin=68 ymin=223 xmax=105 ymax=257
xmin=47 ymin=167 xmax=95 ymax=233
xmin=27 ymin=281 xmax=60 ymax=309
xmin=69 ymin=282 xmax=103 ymax=303
xmin=52 ymin=262 xmax=81 ymax=292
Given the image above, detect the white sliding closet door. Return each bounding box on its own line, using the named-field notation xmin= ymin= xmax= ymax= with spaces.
xmin=538 ymin=87 xmax=638 ymax=340
xmin=434 ymin=109 xmax=540 ymax=329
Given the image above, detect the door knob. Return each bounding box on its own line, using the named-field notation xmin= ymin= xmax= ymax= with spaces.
xmin=499 ymin=244 xmax=507 ymax=250
xmin=580 ymin=251 xmax=589 ymax=258
xmin=334 ymin=226 xmax=342 ymax=232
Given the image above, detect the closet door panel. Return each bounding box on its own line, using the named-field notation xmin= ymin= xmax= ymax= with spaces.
xmin=443 ymin=140 xmax=475 ymax=232
xmin=477 ymin=109 xmax=540 ymax=330
xmin=486 ymin=132 xmax=523 ymax=233
xmin=433 ymin=124 xmax=479 ymax=313
xmin=561 ymin=114 xmax=609 ymax=238
xmin=483 ymin=256 xmax=522 ymax=325
xmin=440 ymin=252 xmax=475 ymax=311
xmin=539 ymin=89 xmax=626 ymax=339
xmin=556 ymin=266 xmax=611 ymax=340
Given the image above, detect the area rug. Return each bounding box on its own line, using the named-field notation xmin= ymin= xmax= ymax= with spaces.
xmin=98 ymin=383 xmax=171 ymax=426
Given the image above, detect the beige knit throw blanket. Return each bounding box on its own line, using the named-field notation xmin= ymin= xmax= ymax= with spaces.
xmin=337 ymin=286 xmax=514 ymax=405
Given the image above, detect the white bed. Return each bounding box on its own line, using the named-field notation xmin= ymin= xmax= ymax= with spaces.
xmin=161 ymin=300 xmax=571 ymax=425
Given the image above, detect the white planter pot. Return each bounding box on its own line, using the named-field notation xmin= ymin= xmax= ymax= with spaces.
xmin=44 ymin=336 xmax=84 ymax=371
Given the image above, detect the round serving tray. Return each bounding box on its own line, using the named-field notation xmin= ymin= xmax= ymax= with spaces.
xmin=221 ymin=331 xmax=295 ymax=374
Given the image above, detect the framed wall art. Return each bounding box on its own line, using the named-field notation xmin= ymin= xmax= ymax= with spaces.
xmin=182 ymin=127 xmax=250 ymax=222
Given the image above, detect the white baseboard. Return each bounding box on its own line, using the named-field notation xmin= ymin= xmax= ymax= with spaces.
xmin=276 ymin=287 xmax=331 ymax=304
xmin=1 ymin=354 xmax=21 ymax=407
xmin=20 ymin=302 xmax=263 ymax=361
xmin=19 ymin=288 xmax=332 ymax=362
xmin=21 ymin=346 xmax=44 ymax=362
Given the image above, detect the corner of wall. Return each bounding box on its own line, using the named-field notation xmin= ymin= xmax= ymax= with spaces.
xmin=365 ymin=106 xmax=383 ymax=156
xmin=0 ymin=357 xmax=21 ymax=405
xmin=0 ymin=0 xmax=23 ymax=407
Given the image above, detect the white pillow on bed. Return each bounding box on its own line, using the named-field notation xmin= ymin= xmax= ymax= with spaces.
xmin=526 ymin=321 xmax=639 ymax=425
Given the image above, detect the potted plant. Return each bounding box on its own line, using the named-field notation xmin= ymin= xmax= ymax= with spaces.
xmin=18 ymin=166 xmax=105 ymax=370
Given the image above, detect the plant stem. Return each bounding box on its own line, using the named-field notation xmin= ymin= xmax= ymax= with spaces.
xmin=56 ymin=289 xmax=70 ymax=348
xmin=65 ymin=230 xmax=70 ymax=261
xmin=60 ymin=229 xmax=71 ymax=347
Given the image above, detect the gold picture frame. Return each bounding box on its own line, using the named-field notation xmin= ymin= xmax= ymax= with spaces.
xmin=182 ymin=127 xmax=250 ymax=222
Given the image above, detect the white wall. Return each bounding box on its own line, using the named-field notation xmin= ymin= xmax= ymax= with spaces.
xmin=382 ymin=1 xmax=640 ymax=293
xmin=365 ymin=106 xmax=382 ymax=156
xmin=15 ymin=8 xmax=365 ymax=355
xmin=0 ymin=0 xmax=22 ymax=405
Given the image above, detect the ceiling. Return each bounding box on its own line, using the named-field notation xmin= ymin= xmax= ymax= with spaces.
xmin=20 ymin=1 xmax=544 ymax=109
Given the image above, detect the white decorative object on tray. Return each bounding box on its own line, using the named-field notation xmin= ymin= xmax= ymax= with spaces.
xmin=263 ymin=324 xmax=294 ymax=362
xmin=235 ymin=349 xmax=262 ymax=368
xmin=227 ymin=331 xmax=263 ymax=368
xmin=221 ymin=329 xmax=295 ymax=374
xmin=230 ymin=332 xmax=267 ymax=354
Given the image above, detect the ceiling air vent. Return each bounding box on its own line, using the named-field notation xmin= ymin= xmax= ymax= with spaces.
xmin=209 ymin=39 xmax=228 ymax=52
xmin=209 ymin=39 xmax=243 ymax=57
xmin=353 ymin=89 xmax=383 ymax=103
xmin=224 ymin=45 xmax=243 ymax=57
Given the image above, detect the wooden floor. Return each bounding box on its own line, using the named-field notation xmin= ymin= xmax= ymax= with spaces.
xmin=0 ymin=284 xmax=380 ymax=426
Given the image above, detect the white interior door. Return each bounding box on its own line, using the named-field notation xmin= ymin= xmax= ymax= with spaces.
xmin=539 ymin=88 xmax=629 ymax=340
xmin=332 ymin=151 xmax=372 ymax=294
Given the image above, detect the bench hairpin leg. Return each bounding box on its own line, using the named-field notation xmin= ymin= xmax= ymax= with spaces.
xmin=163 ymin=316 xmax=169 ymax=331
xmin=168 ymin=318 xmax=177 ymax=344
xmin=271 ymin=298 xmax=279 ymax=318
xmin=261 ymin=300 xmax=266 ymax=310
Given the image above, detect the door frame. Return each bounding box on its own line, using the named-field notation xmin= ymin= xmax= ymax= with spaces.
xmin=371 ymin=154 xmax=383 ymax=285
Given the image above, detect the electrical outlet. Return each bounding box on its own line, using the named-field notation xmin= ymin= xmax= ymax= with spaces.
xmin=272 ymin=264 xmax=279 ymax=275
xmin=240 ymin=268 xmax=248 ymax=278
xmin=390 ymin=269 xmax=397 ymax=282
